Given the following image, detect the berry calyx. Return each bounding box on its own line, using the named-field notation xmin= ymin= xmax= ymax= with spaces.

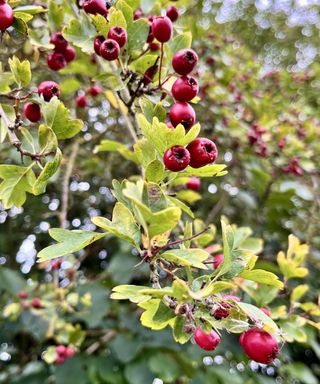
xmin=187 ymin=138 xmax=218 ymax=168
xmin=152 ymin=16 xmax=173 ymax=43
xmin=0 ymin=0 xmax=14 ymax=31
xmin=23 ymin=103 xmax=41 ymax=123
xmin=94 ymin=35 xmax=105 ymax=56
xmin=172 ymin=49 xmax=198 ymax=75
xmin=47 ymin=52 xmax=67 ymax=71
xmin=107 ymin=26 xmax=127 ymax=48
xmin=166 ymin=6 xmax=179 ymax=22
xmin=194 ymin=328 xmax=221 ymax=351
xmin=83 ymin=0 xmax=108 ymax=16
xmin=76 ymin=94 xmax=88 ymax=108
xmin=17 ymin=291 xmax=28 ymax=299
xmin=163 ymin=146 xmax=190 ymax=172
xmin=100 ymin=39 xmax=120 ymax=61
xmin=88 ymin=85 xmax=101 ymax=97
xmin=50 ymin=32 xmax=68 ymax=52
xmin=240 ymin=328 xmax=279 ymax=364
xmin=38 ymin=81 xmax=61 ymax=101
xmin=186 ymin=177 xmax=201 ymax=190
xmin=63 ymin=46 xmax=76 ymax=62
xmin=169 ymin=102 xmax=196 ymax=129
xmin=172 ymin=76 xmax=199 ymax=102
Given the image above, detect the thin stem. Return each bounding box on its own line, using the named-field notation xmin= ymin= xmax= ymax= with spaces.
xmin=158 ymin=43 xmax=164 ymax=87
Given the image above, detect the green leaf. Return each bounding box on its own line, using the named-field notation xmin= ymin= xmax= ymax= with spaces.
xmin=33 ymin=149 xmax=62 ymax=195
xmin=109 ymin=9 xmax=127 ymax=29
xmin=145 ymin=160 xmax=165 ymax=183
xmin=8 ymin=56 xmax=31 ymax=87
xmin=42 ymin=97 xmax=83 ymax=139
xmin=116 ymin=0 xmax=134 ymax=27
xmin=239 ymin=269 xmax=284 ymax=289
xmin=237 ymin=302 xmax=279 ymax=333
xmin=127 ymin=19 xmax=149 ymax=53
xmin=279 ymin=316 xmax=307 ymax=343
xmin=280 ymin=363 xmax=318 ymax=384
xmin=172 ymin=316 xmax=192 ymax=344
xmin=160 ymin=249 xmax=209 ymax=269
xmin=13 ymin=5 xmax=47 ymax=14
xmin=149 ymin=352 xmax=181 ymax=382
xmin=48 ymin=0 xmax=64 ymax=30
xmin=134 ymin=138 xmax=157 ymax=167
xmin=0 ymin=164 xmax=36 ymax=209
xmin=0 ymin=267 xmax=26 ymax=295
xmin=192 ymin=281 xmax=234 ymax=299
xmin=13 ymin=12 xmax=33 ymax=22
xmin=130 ymin=55 xmax=159 ymax=76
xmin=91 ymin=14 xmax=109 ymax=36
xmin=111 ymin=285 xmax=151 ymax=303
xmin=166 ymin=32 xmax=192 ymax=61
xmin=176 ymin=190 xmax=202 ymax=204
xmin=167 ymin=196 xmax=194 ymax=218
xmin=139 ymin=299 xmax=174 ymax=330
xmin=94 ymin=139 xmax=138 ymax=163
xmin=291 ymin=284 xmax=309 ymax=303
xmin=0 ymin=104 xmax=14 ymax=143
xmin=38 ymin=124 xmax=58 ymax=153
xmin=92 ymin=202 xmax=141 ymax=247
xmin=179 ymin=164 xmax=227 ymax=178
xmin=37 ymin=229 xmax=106 ymax=262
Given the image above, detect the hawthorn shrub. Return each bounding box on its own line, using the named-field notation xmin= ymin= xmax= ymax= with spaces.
xmin=0 ymin=1 xmax=319 ymax=383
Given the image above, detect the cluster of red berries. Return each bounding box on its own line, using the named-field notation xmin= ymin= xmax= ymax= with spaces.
xmin=94 ymin=26 xmax=127 ymax=61
xmin=0 ymin=0 xmax=13 ymax=31
xmin=248 ymin=122 xmax=268 ymax=158
xmin=18 ymin=291 xmax=45 ymax=309
xmin=47 ymin=32 xmax=76 ymax=71
xmin=76 ymin=84 xmax=102 ymax=108
xmin=282 ymin=156 xmax=303 ymax=176
xmin=55 ymin=344 xmax=76 ymax=365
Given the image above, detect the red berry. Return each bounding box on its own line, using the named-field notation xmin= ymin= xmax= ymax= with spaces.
xmin=213 ymin=295 xmax=241 ymax=319
xmin=194 ymin=328 xmax=221 ymax=351
xmin=31 ymin=297 xmax=44 ymax=309
xmin=169 ymin=102 xmax=196 ymax=129
xmin=63 ymin=46 xmax=76 ymax=62
xmin=23 ymin=103 xmax=41 ymax=123
xmin=50 ymin=32 xmax=68 ymax=52
xmin=47 ymin=52 xmax=67 ymax=71
xmin=172 ymin=49 xmax=198 ymax=76
xmin=212 ymin=254 xmax=224 ymax=269
xmin=51 ymin=259 xmax=62 ymax=270
xmin=99 ymin=39 xmax=120 ymax=61
xmin=0 ymin=0 xmax=13 ymax=31
xmin=152 ymin=16 xmax=173 ymax=43
xmin=108 ymin=26 xmax=127 ymax=48
xmin=166 ymin=6 xmax=179 ymax=22
xmin=133 ymin=8 xmax=143 ymax=20
xmin=149 ymin=42 xmax=160 ymax=51
xmin=83 ymin=0 xmax=108 ymax=16
xmin=260 ymin=307 xmax=271 ymax=316
xmin=186 ymin=177 xmax=200 ymax=190
xmin=240 ymin=328 xmax=279 ymax=364
xmin=38 ymin=81 xmax=61 ymax=101
xmin=18 ymin=291 xmax=28 ymax=299
xmin=88 ymin=85 xmax=101 ymax=97
xmin=147 ymin=28 xmax=154 ymax=43
xmin=172 ymin=76 xmax=199 ymax=102
xmin=56 ymin=345 xmax=67 ymax=356
xmin=55 ymin=356 xmax=65 ymax=365
xmin=76 ymin=94 xmax=88 ymax=108
xmin=163 ymin=146 xmax=190 ymax=172
xmin=94 ymin=35 xmax=105 ymax=56
xmin=143 ymin=65 xmax=158 ymax=86
xmin=187 ymin=138 xmax=218 ymax=168
xmin=64 ymin=347 xmax=75 ymax=358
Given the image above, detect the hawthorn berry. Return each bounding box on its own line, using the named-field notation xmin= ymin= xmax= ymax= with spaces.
xmin=56 ymin=345 xmax=67 ymax=356
xmin=166 ymin=6 xmax=179 ymax=22
xmin=65 ymin=347 xmax=75 ymax=358
xmin=163 ymin=146 xmax=190 ymax=172
xmin=240 ymin=328 xmax=279 ymax=364
xmin=50 ymin=32 xmax=68 ymax=52
xmin=38 ymin=81 xmax=61 ymax=101
xmin=169 ymin=102 xmax=196 ymax=129
xmin=213 ymin=294 xmax=241 ymax=319
xmin=187 ymin=138 xmax=218 ymax=168
xmin=100 ymin=39 xmax=120 ymax=61
xmin=107 ymin=26 xmax=127 ymax=48
xmin=149 ymin=42 xmax=160 ymax=51
xmin=133 ymin=8 xmax=143 ymax=20
xmin=23 ymin=103 xmax=41 ymax=123
xmin=0 ymin=0 xmax=14 ymax=31
xmin=186 ymin=177 xmax=201 ymax=190
xmin=143 ymin=65 xmax=158 ymax=86
xmin=17 ymin=291 xmax=28 ymax=300
xmin=83 ymin=0 xmax=108 ymax=16
xmin=172 ymin=76 xmax=199 ymax=102
xmin=51 ymin=259 xmax=62 ymax=270
xmin=88 ymin=85 xmax=101 ymax=97
xmin=94 ymin=35 xmax=105 ymax=56
xmin=194 ymin=328 xmax=221 ymax=351
xmin=172 ymin=49 xmax=198 ymax=76
xmin=212 ymin=254 xmax=224 ymax=269
xmin=76 ymin=94 xmax=88 ymax=108
xmin=55 ymin=356 xmax=65 ymax=365
xmin=47 ymin=52 xmax=67 ymax=71
xmin=31 ymin=297 xmax=44 ymax=309
xmin=63 ymin=46 xmax=76 ymax=62
xmin=152 ymin=16 xmax=173 ymax=43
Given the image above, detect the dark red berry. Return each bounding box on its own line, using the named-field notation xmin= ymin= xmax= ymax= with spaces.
xmin=186 ymin=177 xmax=200 ymax=190
xmin=88 ymin=85 xmax=101 ymax=97
xmin=169 ymin=102 xmax=196 ymax=129
xmin=100 ymin=39 xmax=120 ymax=61
xmin=38 ymin=81 xmax=61 ymax=101
xmin=133 ymin=8 xmax=143 ymax=20
xmin=76 ymin=94 xmax=88 ymax=108
xmin=107 ymin=26 xmax=127 ymax=48
xmin=47 ymin=52 xmax=67 ymax=71
xmin=56 ymin=345 xmax=67 ymax=356
xmin=163 ymin=146 xmax=190 ymax=172
xmin=166 ymin=6 xmax=179 ymax=22
xmin=23 ymin=103 xmax=41 ymax=123
xmin=194 ymin=328 xmax=221 ymax=351
xmin=55 ymin=356 xmax=65 ymax=365
xmin=94 ymin=35 xmax=105 ymax=56
xmin=63 ymin=46 xmax=76 ymax=62
xmin=147 ymin=27 xmax=154 ymax=43
xmin=31 ymin=297 xmax=44 ymax=309
xmin=83 ymin=0 xmax=108 ymax=16
xmin=172 ymin=76 xmax=199 ymax=102
xmin=172 ymin=49 xmax=198 ymax=75
xmin=50 ymin=32 xmax=68 ymax=52
xmin=213 ymin=294 xmax=241 ymax=319
xmin=149 ymin=42 xmax=160 ymax=51
xmin=152 ymin=16 xmax=173 ymax=43
xmin=240 ymin=328 xmax=279 ymax=364
xmin=0 ymin=0 xmax=13 ymax=31
xmin=187 ymin=138 xmax=218 ymax=168
xmin=18 ymin=291 xmax=28 ymax=299
xmin=212 ymin=254 xmax=224 ymax=269
xmin=51 ymin=259 xmax=62 ymax=270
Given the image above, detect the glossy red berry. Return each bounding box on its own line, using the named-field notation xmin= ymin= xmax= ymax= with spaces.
xmin=194 ymin=328 xmax=221 ymax=351
xmin=63 ymin=46 xmax=76 ymax=62
xmin=50 ymin=32 xmax=68 ymax=52
xmin=47 ymin=52 xmax=67 ymax=71
xmin=51 ymin=259 xmax=62 ymax=270
xmin=186 ymin=177 xmax=200 ymax=190
xmin=88 ymin=85 xmax=101 ymax=97
xmin=212 ymin=254 xmax=224 ymax=269
xmin=100 ymin=39 xmax=120 ymax=61
xmin=18 ymin=291 xmax=28 ymax=299
xmin=55 ymin=356 xmax=65 ymax=365
xmin=23 ymin=103 xmax=41 ymax=123
xmin=169 ymin=102 xmax=196 ymax=129
xmin=187 ymin=138 xmax=218 ymax=168
xmin=172 ymin=49 xmax=198 ymax=75
xmin=56 ymin=345 xmax=67 ymax=356
xmin=133 ymin=8 xmax=143 ymax=20
xmin=172 ymin=76 xmax=199 ymax=102
xmin=38 ymin=81 xmax=61 ymax=101
xmin=152 ymin=16 xmax=173 ymax=43
xmin=76 ymin=94 xmax=88 ymax=108
xmin=166 ymin=6 xmax=179 ymax=22
xmin=163 ymin=146 xmax=190 ymax=172
xmin=94 ymin=35 xmax=105 ymax=56
xmin=65 ymin=347 xmax=75 ymax=358
xmin=31 ymin=297 xmax=44 ymax=309
xmin=83 ymin=0 xmax=108 ymax=16
xmin=108 ymin=26 xmax=127 ymax=48
xmin=240 ymin=328 xmax=279 ymax=364
xmin=0 ymin=0 xmax=14 ymax=31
